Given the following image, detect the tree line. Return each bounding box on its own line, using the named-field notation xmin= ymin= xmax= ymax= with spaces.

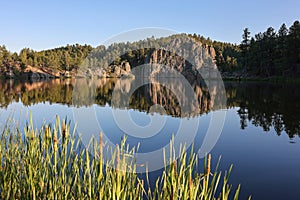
xmin=1 ymin=20 xmax=299 ymax=78
xmin=0 ymin=44 xmax=93 ymax=73
xmin=241 ymin=21 xmax=300 ymax=77
xmin=190 ymin=20 xmax=300 ymax=77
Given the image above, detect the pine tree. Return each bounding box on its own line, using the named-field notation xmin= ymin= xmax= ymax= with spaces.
xmin=241 ymin=28 xmax=251 ymax=70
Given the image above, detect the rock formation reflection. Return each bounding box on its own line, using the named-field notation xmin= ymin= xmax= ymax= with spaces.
xmin=0 ymin=79 xmax=299 ymax=138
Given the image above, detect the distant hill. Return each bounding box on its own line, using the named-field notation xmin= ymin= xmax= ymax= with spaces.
xmin=0 ymin=20 xmax=299 ymax=80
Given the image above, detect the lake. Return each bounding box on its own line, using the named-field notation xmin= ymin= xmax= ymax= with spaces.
xmin=0 ymin=78 xmax=299 ymax=199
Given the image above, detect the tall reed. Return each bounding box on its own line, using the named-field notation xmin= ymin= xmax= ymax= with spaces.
xmin=0 ymin=116 xmax=245 ymax=199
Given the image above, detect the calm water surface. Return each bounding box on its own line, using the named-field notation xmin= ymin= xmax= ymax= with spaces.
xmin=0 ymin=78 xmax=299 ymax=199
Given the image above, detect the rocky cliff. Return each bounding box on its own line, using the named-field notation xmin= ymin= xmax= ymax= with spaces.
xmin=82 ymin=34 xmax=218 ymax=81
xmin=1 ymin=63 xmax=75 ymax=80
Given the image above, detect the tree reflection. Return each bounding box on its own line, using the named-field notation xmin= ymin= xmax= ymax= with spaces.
xmin=0 ymin=79 xmax=299 ymax=138
xmin=226 ymin=82 xmax=300 ymax=138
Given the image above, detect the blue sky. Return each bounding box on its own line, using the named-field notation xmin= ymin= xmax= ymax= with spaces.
xmin=1 ymin=0 xmax=299 ymax=52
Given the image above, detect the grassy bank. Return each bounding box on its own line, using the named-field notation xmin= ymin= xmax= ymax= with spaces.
xmin=0 ymin=116 xmax=243 ymax=199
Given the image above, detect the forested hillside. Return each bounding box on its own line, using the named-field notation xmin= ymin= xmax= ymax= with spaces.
xmin=190 ymin=20 xmax=300 ymax=78
xmin=0 ymin=20 xmax=299 ymax=79
xmin=0 ymin=44 xmax=93 ymax=78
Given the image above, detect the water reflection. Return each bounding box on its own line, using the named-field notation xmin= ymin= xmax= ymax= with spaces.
xmin=0 ymin=79 xmax=74 ymax=107
xmin=226 ymin=82 xmax=300 ymax=138
xmin=0 ymin=79 xmax=299 ymax=138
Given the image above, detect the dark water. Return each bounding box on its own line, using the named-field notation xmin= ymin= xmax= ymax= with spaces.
xmin=0 ymin=78 xmax=299 ymax=199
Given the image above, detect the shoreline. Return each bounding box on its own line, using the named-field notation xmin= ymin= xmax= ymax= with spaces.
xmin=2 ymin=74 xmax=300 ymax=83
xmin=222 ymin=76 xmax=300 ymax=83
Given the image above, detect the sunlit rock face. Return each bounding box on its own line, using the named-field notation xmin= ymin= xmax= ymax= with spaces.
xmin=79 ymin=34 xmax=218 ymax=81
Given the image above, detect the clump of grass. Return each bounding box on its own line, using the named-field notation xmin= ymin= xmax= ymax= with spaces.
xmin=0 ymin=116 xmax=243 ymax=199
